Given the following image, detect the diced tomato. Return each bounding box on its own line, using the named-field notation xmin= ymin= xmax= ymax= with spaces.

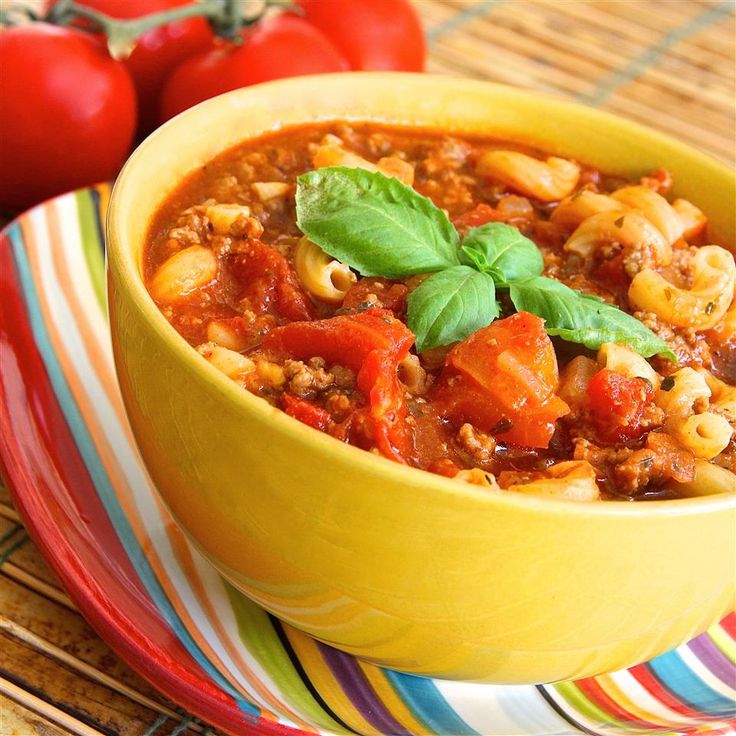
xmin=587 ymin=369 xmax=655 ymax=443
xmin=281 ymin=393 xmax=331 ymax=432
xmin=592 ymin=254 xmax=629 ymax=293
xmin=262 ymin=308 xmax=415 ymax=461
xmin=431 ymin=312 xmax=569 ymax=448
xmin=342 ymin=277 xmax=408 ymax=315
xmin=452 ymin=203 xmax=504 ymax=229
xmin=231 ymin=239 xmax=315 ymax=321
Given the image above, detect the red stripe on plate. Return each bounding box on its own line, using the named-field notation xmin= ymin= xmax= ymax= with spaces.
xmin=575 ymin=677 xmax=660 ymax=730
xmin=0 ymin=231 xmax=254 ymax=736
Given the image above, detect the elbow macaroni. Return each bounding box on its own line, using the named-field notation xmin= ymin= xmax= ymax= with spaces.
xmin=476 ymin=150 xmax=580 ymax=202
xmin=507 ymin=461 xmax=601 ymax=502
xmin=149 ymin=245 xmax=217 ymax=304
xmin=550 ymin=190 xmax=624 ymax=230
xmin=672 ymin=199 xmax=707 ymax=239
xmin=312 ymin=135 xmax=415 ymax=185
xmin=628 ymin=245 xmax=736 ymax=330
xmin=598 ymin=343 xmax=660 ymax=387
xmin=672 ymin=460 xmax=736 ymax=496
xmin=205 ymin=204 xmax=255 ymax=235
xmin=611 ymin=186 xmax=684 ymax=245
xmin=294 ymin=237 xmax=356 ymax=304
xmin=197 ymin=343 xmax=255 ymax=379
xmin=698 ymin=369 xmax=736 ymax=423
xmin=668 ymin=413 xmax=733 ymax=460
xmin=655 ymin=367 xmax=711 ymax=417
xmin=564 ymin=210 xmax=671 ymax=270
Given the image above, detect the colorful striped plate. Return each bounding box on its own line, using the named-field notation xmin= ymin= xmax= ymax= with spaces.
xmin=0 ymin=186 xmax=734 ymax=736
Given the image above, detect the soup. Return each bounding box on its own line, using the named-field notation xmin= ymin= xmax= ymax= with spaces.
xmin=144 ymin=123 xmax=736 ymax=500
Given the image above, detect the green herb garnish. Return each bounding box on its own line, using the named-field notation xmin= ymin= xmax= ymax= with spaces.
xmin=296 ymin=166 xmax=675 ymax=360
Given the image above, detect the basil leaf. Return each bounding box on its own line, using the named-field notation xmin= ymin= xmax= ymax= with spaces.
xmin=509 ymin=276 xmax=676 ymax=360
xmin=296 ymin=167 xmax=459 ymax=278
xmin=460 ymin=223 xmax=543 ymax=283
xmin=407 ymin=266 xmax=499 ymax=352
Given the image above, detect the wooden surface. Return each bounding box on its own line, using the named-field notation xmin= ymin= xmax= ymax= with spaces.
xmin=1 ymin=1 xmax=734 ymax=734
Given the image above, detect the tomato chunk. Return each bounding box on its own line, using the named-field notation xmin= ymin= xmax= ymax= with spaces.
xmin=587 ymin=369 xmax=655 ymax=443
xmin=231 ymin=239 xmax=315 ymax=321
xmin=281 ymin=393 xmax=331 ymax=432
xmin=262 ymin=308 xmax=415 ymax=461
xmin=431 ymin=312 xmax=569 ymax=448
xmin=452 ymin=203 xmax=504 ymax=229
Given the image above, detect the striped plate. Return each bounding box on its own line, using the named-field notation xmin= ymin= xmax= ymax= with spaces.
xmin=0 ymin=186 xmax=734 ymax=736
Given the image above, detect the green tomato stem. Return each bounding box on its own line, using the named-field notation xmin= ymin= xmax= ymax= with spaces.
xmin=43 ymin=0 xmax=291 ymax=59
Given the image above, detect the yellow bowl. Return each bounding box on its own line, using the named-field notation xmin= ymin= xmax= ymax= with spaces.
xmin=107 ymin=73 xmax=736 ymax=684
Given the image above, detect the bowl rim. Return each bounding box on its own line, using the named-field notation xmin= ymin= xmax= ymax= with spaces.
xmin=107 ymin=71 xmax=736 ymax=518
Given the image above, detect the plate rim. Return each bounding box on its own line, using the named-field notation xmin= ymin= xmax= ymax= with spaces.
xmin=0 ymin=192 xmax=316 ymax=736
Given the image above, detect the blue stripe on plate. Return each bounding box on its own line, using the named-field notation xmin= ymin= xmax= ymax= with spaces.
xmin=646 ymin=650 xmax=736 ymax=717
xmin=8 ymin=223 xmax=260 ymax=718
xmin=383 ymin=670 xmax=479 ymax=735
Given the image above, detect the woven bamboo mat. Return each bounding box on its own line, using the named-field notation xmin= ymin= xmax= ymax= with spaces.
xmin=1 ymin=1 xmax=734 ymax=734
xmin=422 ymin=0 xmax=735 ymax=164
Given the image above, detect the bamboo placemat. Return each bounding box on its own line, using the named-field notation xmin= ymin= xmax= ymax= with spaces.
xmin=1 ymin=1 xmax=734 ymax=734
xmin=422 ymin=0 xmax=735 ymax=164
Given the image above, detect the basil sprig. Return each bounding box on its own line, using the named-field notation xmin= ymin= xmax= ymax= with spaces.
xmin=296 ymin=167 xmax=675 ymax=360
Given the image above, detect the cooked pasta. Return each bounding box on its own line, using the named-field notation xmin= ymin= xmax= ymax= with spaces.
xmin=205 ymin=203 xmax=254 ymax=234
xmin=673 ymin=460 xmax=736 ymax=496
xmin=294 ymin=237 xmax=357 ymax=303
xmin=672 ymin=198 xmax=707 ymax=239
xmin=655 ymin=367 xmax=711 ymax=417
xmin=549 ymin=190 xmax=623 ymax=230
xmin=563 ymin=210 xmax=671 ymax=273
xmin=628 ymin=245 xmax=736 ymax=329
xmin=144 ymin=122 xmax=736 ymax=500
xmin=506 ymin=462 xmax=600 ymax=502
xmin=610 ymin=185 xmax=684 ymax=245
xmin=698 ymin=369 xmax=736 ymax=423
xmin=149 ymin=245 xmax=217 ymax=304
xmin=312 ymin=134 xmax=414 ymax=185
xmin=599 ymin=343 xmax=660 ymax=387
xmin=476 ymin=150 xmax=580 ymax=202
xmin=668 ymin=413 xmax=733 ymax=460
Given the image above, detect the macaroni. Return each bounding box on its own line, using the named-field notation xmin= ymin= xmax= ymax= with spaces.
xmin=149 ymin=245 xmax=217 ymax=305
xmin=550 ymin=190 xmax=623 ymax=230
xmin=205 ymin=203 xmax=255 ymax=235
xmin=476 ymin=150 xmax=580 ymax=202
xmin=628 ymin=245 xmax=736 ymax=329
xmin=655 ymin=367 xmax=711 ymax=417
xmin=507 ymin=461 xmax=600 ymax=502
xmin=673 ymin=460 xmax=736 ymax=496
xmin=698 ymin=369 xmax=736 ymax=423
xmin=312 ymin=134 xmax=415 ymax=185
xmin=611 ymin=185 xmax=684 ymax=245
xmin=668 ymin=413 xmax=733 ymax=460
xmin=672 ymin=198 xmax=707 ymax=240
xmin=564 ymin=210 xmax=671 ymax=272
xmin=598 ymin=343 xmax=660 ymax=387
xmin=197 ymin=342 xmax=255 ymax=379
xmin=294 ymin=237 xmax=357 ymax=304
xmin=251 ymin=182 xmax=292 ymax=202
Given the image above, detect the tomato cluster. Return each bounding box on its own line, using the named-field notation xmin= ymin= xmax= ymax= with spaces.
xmin=0 ymin=0 xmax=425 ymax=212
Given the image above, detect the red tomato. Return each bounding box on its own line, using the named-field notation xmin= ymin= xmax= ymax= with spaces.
xmin=232 ymin=239 xmax=316 ymax=322
xmin=263 ymin=308 xmax=415 ymax=462
xmin=432 ymin=312 xmax=570 ymax=448
xmin=159 ymin=14 xmax=349 ymax=122
xmin=297 ymin=0 xmax=425 ymax=71
xmin=0 ymin=24 xmax=137 ymax=212
xmin=587 ymin=369 xmax=655 ymax=443
xmin=281 ymin=394 xmax=331 ymax=432
xmin=46 ymin=0 xmax=215 ymax=135
xmin=452 ymin=203 xmax=505 ymax=229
